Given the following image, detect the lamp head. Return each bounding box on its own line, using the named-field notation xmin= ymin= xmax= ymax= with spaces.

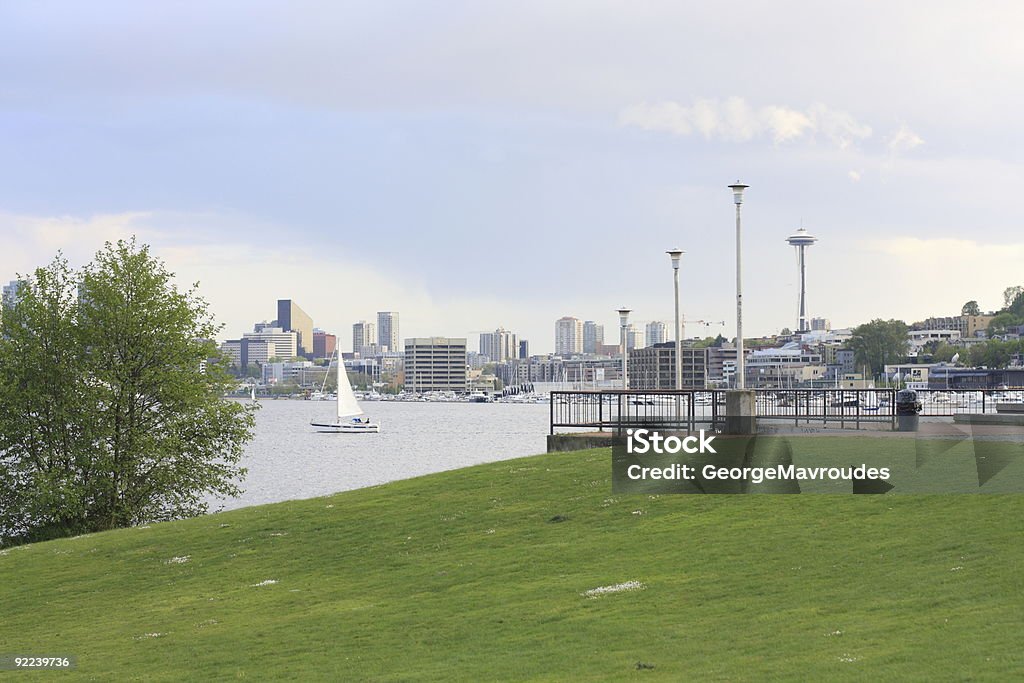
xmin=666 ymin=249 xmax=684 ymax=269
xmin=728 ymin=181 xmax=749 ymax=205
xmin=617 ymin=307 xmax=631 ymax=327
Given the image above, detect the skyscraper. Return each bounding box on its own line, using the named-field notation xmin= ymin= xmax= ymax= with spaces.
xmin=555 ymin=316 xmax=583 ymax=356
xmin=353 ymin=320 xmax=377 ymax=355
xmin=377 ymin=311 xmax=399 ymax=352
xmin=645 ymin=321 xmax=667 ymax=346
xmin=276 ymin=299 xmax=314 ymax=359
xmin=583 ymin=321 xmax=604 ymax=354
xmin=479 ymin=327 xmax=518 ymax=362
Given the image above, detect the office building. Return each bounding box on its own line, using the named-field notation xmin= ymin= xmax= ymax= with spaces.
xmin=404 ymin=337 xmax=467 ymax=393
xmin=243 ymin=326 xmax=297 ymax=360
xmin=628 ymin=343 xmax=708 ymax=389
xmin=276 ymin=300 xmax=314 ymax=359
xmin=519 ymin=339 xmax=529 ymax=359
xmin=313 ymin=329 xmax=337 ymax=360
xmin=377 ymin=311 xmax=399 ymax=353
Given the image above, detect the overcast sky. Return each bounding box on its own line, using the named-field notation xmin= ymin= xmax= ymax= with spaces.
xmin=2 ymin=1 xmax=1023 ymax=352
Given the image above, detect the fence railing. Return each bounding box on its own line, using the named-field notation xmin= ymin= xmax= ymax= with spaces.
xmin=549 ymin=388 xmax=1024 ymax=434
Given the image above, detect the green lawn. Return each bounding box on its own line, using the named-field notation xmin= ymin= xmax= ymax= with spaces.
xmin=2 ymin=440 xmax=1024 ymax=681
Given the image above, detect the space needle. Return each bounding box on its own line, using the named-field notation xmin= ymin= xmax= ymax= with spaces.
xmin=786 ymin=226 xmax=818 ymax=333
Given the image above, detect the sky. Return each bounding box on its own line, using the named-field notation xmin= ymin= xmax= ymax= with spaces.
xmin=2 ymin=1 xmax=1023 ymax=353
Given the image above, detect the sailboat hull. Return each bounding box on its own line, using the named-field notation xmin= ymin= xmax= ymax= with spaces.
xmin=310 ymin=420 xmax=380 ymax=433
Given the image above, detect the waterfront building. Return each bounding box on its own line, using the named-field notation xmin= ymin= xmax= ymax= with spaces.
xmin=745 ymin=342 xmax=825 ymax=388
xmin=583 ymin=321 xmax=604 ymax=354
xmin=555 ymin=316 xmax=583 ymax=356
xmin=377 ymin=311 xmax=400 ymax=353
xmin=627 ymin=342 xmax=708 ymax=390
xmin=277 ymin=299 xmax=314 ymax=359
xmin=404 ymin=337 xmax=467 ymax=393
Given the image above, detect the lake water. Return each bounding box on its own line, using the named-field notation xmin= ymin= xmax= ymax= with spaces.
xmin=210 ymin=399 xmax=550 ymax=511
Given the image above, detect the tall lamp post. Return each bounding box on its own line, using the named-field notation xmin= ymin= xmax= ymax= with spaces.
xmin=618 ymin=307 xmax=631 ymax=390
xmin=729 ymin=182 xmax=748 ymax=389
xmin=667 ymin=250 xmax=684 ymax=391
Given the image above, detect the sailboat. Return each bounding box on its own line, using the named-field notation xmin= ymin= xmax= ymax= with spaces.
xmin=311 ymin=352 xmax=380 ymax=433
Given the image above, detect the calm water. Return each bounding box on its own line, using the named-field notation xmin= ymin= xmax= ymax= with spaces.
xmin=210 ymin=400 xmax=550 ymax=511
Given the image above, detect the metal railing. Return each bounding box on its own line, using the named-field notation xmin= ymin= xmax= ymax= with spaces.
xmin=549 ymin=388 xmax=1024 ymax=434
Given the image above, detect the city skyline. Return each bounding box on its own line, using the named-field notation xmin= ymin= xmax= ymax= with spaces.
xmin=2 ymin=3 xmax=1024 ymax=353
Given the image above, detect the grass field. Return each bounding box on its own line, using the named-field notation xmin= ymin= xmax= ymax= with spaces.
xmin=3 ymin=438 xmax=1024 ymax=681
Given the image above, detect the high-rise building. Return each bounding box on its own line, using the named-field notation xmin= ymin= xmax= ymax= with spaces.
xmin=2 ymin=279 xmax=21 ymax=309
xmin=276 ymin=300 xmax=314 ymax=358
xmin=377 ymin=311 xmax=399 ymax=353
xmin=645 ymin=321 xmax=667 ymax=346
xmin=555 ymin=316 xmax=583 ymax=356
xmin=353 ymin=320 xmax=377 ymax=355
xmin=583 ymin=321 xmax=604 ymax=354
xmin=313 ymin=329 xmax=337 ymax=359
xmin=404 ymin=337 xmax=467 ymax=393
xmin=519 ymin=339 xmax=529 ymax=359
xmin=479 ymin=327 xmax=518 ymax=362
xmin=810 ymin=317 xmax=830 ymax=332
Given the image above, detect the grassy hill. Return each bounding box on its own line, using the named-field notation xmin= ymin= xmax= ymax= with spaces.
xmin=2 ymin=441 xmax=1024 ymax=681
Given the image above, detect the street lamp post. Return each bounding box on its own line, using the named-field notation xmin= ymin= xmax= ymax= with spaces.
xmin=618 ymin=307 xmax=631 ymax=390
xmin=667 ymin=250 xmax=684 ymax=392
xmin=729 ymin=182 xmax=748 ymax=389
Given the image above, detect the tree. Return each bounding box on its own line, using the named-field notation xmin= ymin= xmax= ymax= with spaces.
xmin=0 ymin=240 xmax=255 ymax=544
xmin=961 ymin=300 xmax=981 ymax=316
xmin=848 ymin=319 xmax=909 ymax=376
xmin=1003 ymin=285 xmax=1024 ymax=310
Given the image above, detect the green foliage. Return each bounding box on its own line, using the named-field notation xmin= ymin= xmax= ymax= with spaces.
xmin=1003 ymin=285 xmax=1024 ymax=310
xmin=965 ymin=338 xmax=1024 ymax=368
xmin=849 ymin=319 xmax=909 ymax=376
xmin=961 ymin=300 xmax=981 ymax=316
xmin=0 ymin=240 xmax=254 ymax=545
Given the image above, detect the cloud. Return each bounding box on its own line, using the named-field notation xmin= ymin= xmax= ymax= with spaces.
xmin=887 ymin=123 xmax=925 ymax=155
xmin=619 ymin=97 xmax=870 ymax=147
xmin=847 ymin=170 xmax=862 ymax=182
xmin=0 ymin=210 xmax=557 ymax=351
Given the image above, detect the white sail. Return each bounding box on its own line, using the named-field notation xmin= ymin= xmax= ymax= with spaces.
xmin=336 ymin=357 xmax=363 ymax=418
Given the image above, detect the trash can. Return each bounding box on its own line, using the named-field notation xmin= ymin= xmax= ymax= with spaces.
xmin=895 ymin=389 xmax=921 ymax=432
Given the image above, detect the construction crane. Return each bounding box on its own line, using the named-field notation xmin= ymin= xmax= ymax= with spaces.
xmin=680 ymin=316 xmax=725 ymax=339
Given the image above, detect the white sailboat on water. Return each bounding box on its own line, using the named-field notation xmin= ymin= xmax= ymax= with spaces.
xmin=310 ymin=352 xmax=380 ymax=433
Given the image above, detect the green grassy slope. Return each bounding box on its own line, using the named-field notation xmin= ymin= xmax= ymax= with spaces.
xmin=2 ymin=441 xmax=1024 ymax=681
